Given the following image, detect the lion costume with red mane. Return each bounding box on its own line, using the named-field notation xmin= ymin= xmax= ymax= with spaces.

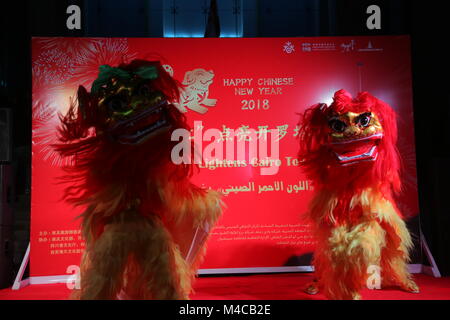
xmin=54 ymin=59 xmax=223 ymax=299
xmin=298 ymin=89 xmax=418 ymax=300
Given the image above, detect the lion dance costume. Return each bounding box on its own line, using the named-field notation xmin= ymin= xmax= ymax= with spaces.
xmin=298 ymin=89 xmax=418 ymax=300
xmin=55 ymin=59 xmax=223 ymax=299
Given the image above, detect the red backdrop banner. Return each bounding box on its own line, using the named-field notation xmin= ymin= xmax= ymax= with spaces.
xmin=30 ymin=36 xmax=419 ymax=277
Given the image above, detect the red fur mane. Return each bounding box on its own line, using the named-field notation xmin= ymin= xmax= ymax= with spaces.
xmin=53 ymin=59 xmax=193 ymax=217
xmin=298 ymin=89 xmax=401 ymax=198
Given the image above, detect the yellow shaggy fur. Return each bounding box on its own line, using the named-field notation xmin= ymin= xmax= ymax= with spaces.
xmin=307 ymin=188 xmax=418 ymax=300
xmin=71 ymin=175 xmax=223 ymax=300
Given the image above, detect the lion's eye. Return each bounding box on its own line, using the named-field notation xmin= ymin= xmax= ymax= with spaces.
xmin=329 ymin=119 xmax=347 ymax=133
xmin=356 ymin=113 xmax=371 ymax=127
xmin=138 ymin=84 xmax=150 ymax=96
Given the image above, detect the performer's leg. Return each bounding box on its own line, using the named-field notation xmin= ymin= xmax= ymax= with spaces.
xmin=133 ymin=215 xmax=190 ymax=300
xmin=321 ymin=221 xmax=385 ymax=300
xmin=380 ymin=218 xmax=419 ymax=293
xmin=382 ymin=255 xmax=419 ymax=293
xmin=78 ymin=224 xmax=130 ymax=300
xmin=304 ymin=243 xmax=324 ymax=295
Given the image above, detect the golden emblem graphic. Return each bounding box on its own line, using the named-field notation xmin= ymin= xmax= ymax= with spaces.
xmin=163 ymin=65 xmax=217 ymax=114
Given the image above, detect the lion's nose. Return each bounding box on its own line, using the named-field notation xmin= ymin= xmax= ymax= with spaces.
xmin=344 ymin=126 xmax=361 ymax=137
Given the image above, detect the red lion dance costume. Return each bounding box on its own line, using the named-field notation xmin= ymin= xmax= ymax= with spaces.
xmin=55 ymin=59 xmax=223 ymax=299
xmin=298 ymin=89 xmax=419 ymax=300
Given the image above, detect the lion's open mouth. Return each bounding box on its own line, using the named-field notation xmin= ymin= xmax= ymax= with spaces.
xmin=108 ymin=100 xmax=170 ymax=145
xmin=330 ymin=133 xmax=383 ymax=166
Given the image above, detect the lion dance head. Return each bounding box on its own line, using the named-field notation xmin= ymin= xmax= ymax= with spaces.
xmin=298 ymin=89 xmax=401 ymax=196
xmin=55 ymin=59 xmax=192 ymax=204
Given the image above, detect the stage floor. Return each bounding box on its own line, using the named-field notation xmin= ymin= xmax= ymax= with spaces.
xmin=0 ymin=273 xmax=449 ymax=300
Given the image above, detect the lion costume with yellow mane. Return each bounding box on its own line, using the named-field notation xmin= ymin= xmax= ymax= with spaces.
xmin=298 ymin=89 xmax=419 ymax=300
xmin=55 ymin=59 xmax=223 ymax=299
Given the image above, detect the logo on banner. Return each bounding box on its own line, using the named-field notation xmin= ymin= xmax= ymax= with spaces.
xmin=340 ymin=40 xmax=356 ymax=52
xmin=301 ymin=42 xmax=336 ymax=52
xmin=358 ymin=41 xmax=383 ymax=52
xmin=283 ymin=41 xmax=295 ymax=54
xmin=163 ymin=65 xmax=217 ymax=114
